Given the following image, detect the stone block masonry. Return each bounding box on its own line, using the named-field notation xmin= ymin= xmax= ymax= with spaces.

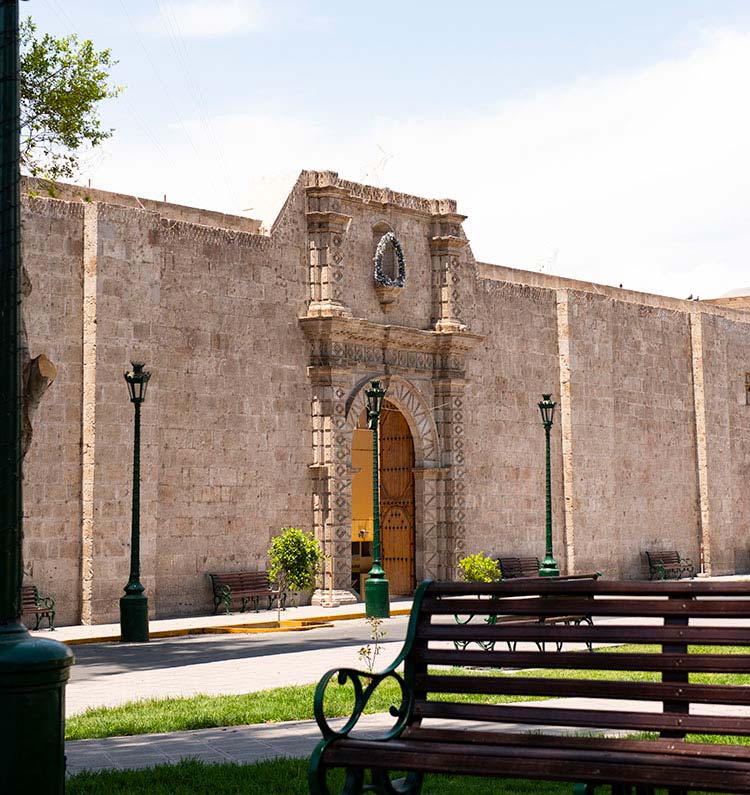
xmin=20 ymin=171 xmax=750 ymax=625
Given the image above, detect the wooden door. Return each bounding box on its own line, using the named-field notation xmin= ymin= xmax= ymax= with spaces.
xmin=379 ymin=402 xmax=415 ymax=595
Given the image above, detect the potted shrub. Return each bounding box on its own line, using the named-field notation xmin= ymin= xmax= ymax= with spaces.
xmin=268 ymin=527 xmax=324 ymax=623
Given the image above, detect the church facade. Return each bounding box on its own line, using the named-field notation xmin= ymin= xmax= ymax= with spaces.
xmin=21 ymin=171 xmax=750 ymax=625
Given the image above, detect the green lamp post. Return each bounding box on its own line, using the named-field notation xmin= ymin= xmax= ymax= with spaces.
xmin=0 ymin=2 xmax=74 ymax=792
xmin=364 ymin=380 xmax=390 ymax=618
xmin=538 ymin=394 xmax=560 ymax=577
xmin=120 ymin=361 xmax=151 ymax=642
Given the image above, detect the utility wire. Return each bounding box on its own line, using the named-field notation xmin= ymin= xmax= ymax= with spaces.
xmin=117 ymin=0 xmax=224 ymax=201
xmin=153 ymin=0 xmax=240 ymax=211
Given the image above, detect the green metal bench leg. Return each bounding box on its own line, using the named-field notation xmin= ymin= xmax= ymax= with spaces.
xmin=573 ymin=783 xmax=595 ymax=794
xmin=371 ymin=769 xmax=423 ymax=794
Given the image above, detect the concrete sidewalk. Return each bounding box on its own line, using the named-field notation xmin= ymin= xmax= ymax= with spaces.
xmin=66 ymin=699 xmax=750 ymax=776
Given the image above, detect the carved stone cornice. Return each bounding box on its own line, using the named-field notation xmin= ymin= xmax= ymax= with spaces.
xmin=429 ymin=235 xmax=469 ymax=254
xmin=299 ymin=315 xmax=483 ymax=377
xmin=306 ymin=211 xmax=351 ymax=233
xmin=431 ymin=212 xmax=468 ymax=240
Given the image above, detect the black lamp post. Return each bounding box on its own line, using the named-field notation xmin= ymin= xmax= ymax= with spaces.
xmin=538 ymin=394 xmax=560 ymax=577
xmin=0 ymin=3 xmax=73 ymax=792
xmin=364 ymin=380 xmax=390 ymax=618
xmin=120 ymin=361 xmax=151 ymax=642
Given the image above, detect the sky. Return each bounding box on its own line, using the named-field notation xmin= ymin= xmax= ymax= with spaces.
xmin=22 ymin=0 xmax=750 ymax=300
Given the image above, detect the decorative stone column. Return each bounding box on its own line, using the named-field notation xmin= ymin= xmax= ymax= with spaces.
xmin=430 ymin=212 xmax=468 ymax=333
xmin=432 ymin=374 xmax=467 ymax=579
xmin=413 ymin=466 xmax=443 ymax=580
xmin=306 ymin=181 xmax=352 ymax=319
xmin=308 ymin=368 xmax=358 ymax=607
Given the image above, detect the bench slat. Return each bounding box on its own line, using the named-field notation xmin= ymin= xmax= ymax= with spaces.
xmin=431 ymin=579 xmax=748 ymax=596
xmin=419 ymin=623 xmax=750 ymax=646
xmin=415 ymin=700 xmax=750 ymax=736
xmin=417 ymin=647 xmax=750 ymax=672
xmin=402 ymin=727 xmax=750 ymax=761
xmin=416 ymin=674 xmax=750 ymax=705
xmin=428 ymin=595 xmax=750 ymax=618
xmin=324 ymin=739 xmax=750 ymax=792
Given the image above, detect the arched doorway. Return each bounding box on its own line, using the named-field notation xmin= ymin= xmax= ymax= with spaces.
xmin=350 ymin=401 xmax=416 ymax=597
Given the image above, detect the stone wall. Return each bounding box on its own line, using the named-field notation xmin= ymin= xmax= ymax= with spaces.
xmin=463 ymin=278 xmax=566 ymax=566
xmin=20 ymin=171 xmax=750 ymax=625
xmin=22 ymin=197 xmax=85 ymax=627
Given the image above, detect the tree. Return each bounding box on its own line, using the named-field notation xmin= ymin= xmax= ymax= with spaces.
xmin=20 ymin=17 xmax=121 ymax=181
xmin=268 ymin=527 xmax=324 ymax=623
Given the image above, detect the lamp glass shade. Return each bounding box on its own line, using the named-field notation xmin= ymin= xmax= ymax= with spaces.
xmin=538 ymin=394 xmax=556 ymax=425
xmin=125 ymin=362 xmax=151 ymax=403
xmin=365 ymin=380 xmax=386 ymax=428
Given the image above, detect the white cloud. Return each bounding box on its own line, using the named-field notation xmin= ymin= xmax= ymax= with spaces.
xmin=86 ymin=28 xmax=750 ymax=300
xmin=142 ymin=0 xmax=265 ymax=39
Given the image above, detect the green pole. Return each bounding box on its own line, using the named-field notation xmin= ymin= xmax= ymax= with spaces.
xmin=538 ymin=395 xmax=559 ymax=577
xmin=364 ymin=381 xmax=389 ymax=617
xmin=0 ymin=2 xmax=74 ymax=792
xmin=120 ymin=372 xmax=150 ymax=642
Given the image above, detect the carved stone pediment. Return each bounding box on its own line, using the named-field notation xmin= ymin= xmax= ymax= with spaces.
xmin=299 ymin=316 xmax=483 ymax=379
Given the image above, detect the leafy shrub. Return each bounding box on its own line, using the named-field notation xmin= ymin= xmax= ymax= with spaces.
xmin=457 ymin=551 xmax=501 ymax=583
xmin=268 ymin=527 xmax=324 ymax=620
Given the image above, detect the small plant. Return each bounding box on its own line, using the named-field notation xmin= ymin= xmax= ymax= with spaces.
xmin=268 ymin=527 xmax=324 ymax=622
xmin=457 ymin=551 xmax=501 ymax=583
xmin=357 ymin=616 xmax=388 ymax=673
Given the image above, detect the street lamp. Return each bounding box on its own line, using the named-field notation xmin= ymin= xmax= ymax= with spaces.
xmin=364 ymin=380 xmax=390 ymax=618
xmin=120 ymin=361 xmax=151 ymax=642
xmin=538 ymin=394 xmax=560 ymax=577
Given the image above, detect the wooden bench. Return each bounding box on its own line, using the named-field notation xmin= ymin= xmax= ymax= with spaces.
xmin=22 ymin=584 xmax=55 ymax=630
xmin=310 ymin=578 xmax=750 ymax=795
xmin=645 ymin=549 xmax=695 ymax=580
xmin=206 ymin=571 xmax=284 ymax=615
xmin=455 ymin=571 xmax=600 ymax=652
xmin=497 ymin=556 xmax=540 ymax=578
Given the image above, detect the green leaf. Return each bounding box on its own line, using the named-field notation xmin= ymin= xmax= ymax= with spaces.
xmin=20 ymin=17 xmax=122 ymax=181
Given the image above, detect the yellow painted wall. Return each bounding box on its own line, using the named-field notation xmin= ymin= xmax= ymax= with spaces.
xmin=351 ymin=428 xmax=373 ymax=541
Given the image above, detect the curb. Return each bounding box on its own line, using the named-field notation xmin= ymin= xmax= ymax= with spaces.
xmin=57 ymin=607 xmax=413 ymax=645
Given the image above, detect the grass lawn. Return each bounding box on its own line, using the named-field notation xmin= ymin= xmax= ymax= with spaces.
xmin=65 ymin=758 xmax=729 ymax=795
xmin=66 ymin=644 xmax=750 ymax=741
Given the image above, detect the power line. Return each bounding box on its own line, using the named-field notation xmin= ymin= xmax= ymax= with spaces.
xmin=153 ymin=0 xmax=240 ymax=211
xmin=117 ymin=0 xmax=225 ymax=201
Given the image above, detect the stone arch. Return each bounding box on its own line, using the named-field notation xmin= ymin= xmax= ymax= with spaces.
xmin=345 ymin=374 xmax=440 ymax=468
xmin=344 ymin=374 xmax=442 ymax=586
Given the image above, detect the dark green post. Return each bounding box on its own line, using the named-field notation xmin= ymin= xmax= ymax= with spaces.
xmin=364 ymin=380 xmax=390 ymax=618
xmin=538 ymin=394 xmax=559 ymax=577
xmin=0 ymin=2 xmax=74 ymax=792
xmin=120 ymin=362 xmax=151 ymax=642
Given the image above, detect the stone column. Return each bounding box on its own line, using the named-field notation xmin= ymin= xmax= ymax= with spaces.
xmin=413 ymin=466 xmax=443 ymax=580
xmin=689 ymin=312 xmax=713 ymax=575
xmin=80 ymin=202 xmax=98 ymax=623
xmin=432 ymin=372 xmax=468 ymax=579
xmin=309 ymin=370 xmax=358 ymax=606
xmin=430 ymin=212 xmax=468 ymax=333
xmin=306 ymin=183 xmax=352 ymax=319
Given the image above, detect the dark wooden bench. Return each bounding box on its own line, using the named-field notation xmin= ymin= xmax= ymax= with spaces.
xmin=497 ymin=555 xmax=540 ymax=578
xmin=310 ymin=578 xmax=750 ymax=795
xmin=206 ymin=571 xmax=284 ymax=615
xmin=645 ymin=549 xmax=695 ymax=580
xmin=22 ymin=584 xmax=55 ymax=630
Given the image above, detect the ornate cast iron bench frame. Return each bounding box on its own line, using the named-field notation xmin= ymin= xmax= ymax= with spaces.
xmin=22 ymin=584 xmax=55 ymax=630
xmin=645 ymin=550 xmax=695 ymax=580
xmin=206 ymin=571 xmax=285 ymax=615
